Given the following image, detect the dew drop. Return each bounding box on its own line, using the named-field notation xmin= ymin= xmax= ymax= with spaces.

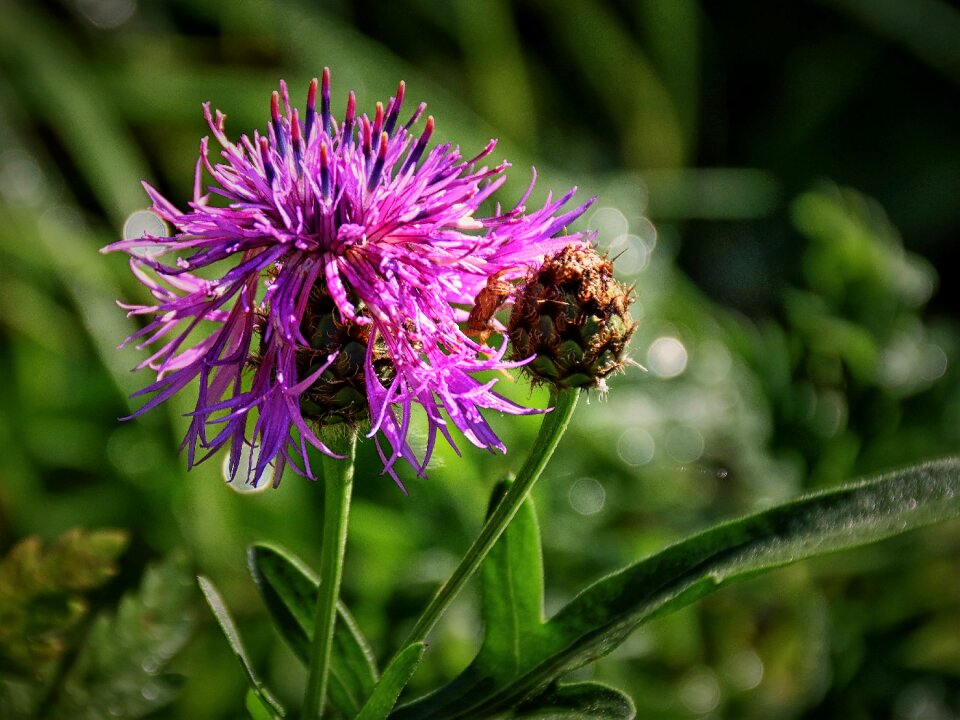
xmin=222 ymin=446 xmax=273 ymax=494
xmin=75 ymin=0 xmax=137 ymax=28
xmin=123 ymin=209 xmax=168 ymax=247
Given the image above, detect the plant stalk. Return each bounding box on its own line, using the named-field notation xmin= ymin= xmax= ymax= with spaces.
xmin=303 ymin=430 xmax=357 ymax=719
xmin=401 ymin=388 xmax=580 ymax=648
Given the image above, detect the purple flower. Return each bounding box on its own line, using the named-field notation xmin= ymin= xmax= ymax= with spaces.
xmin=105 ymin=70 xmax=592 ymax=488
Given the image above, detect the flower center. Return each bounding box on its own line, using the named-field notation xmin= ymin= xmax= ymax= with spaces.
xmin=295 ymin=283 xmax=394 ymax=427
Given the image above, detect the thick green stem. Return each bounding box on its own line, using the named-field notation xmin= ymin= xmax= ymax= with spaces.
xmin=303 ymin=431 xmax=357 ymax=720
xmin=402 ymin=388 xmax=580 ymax=648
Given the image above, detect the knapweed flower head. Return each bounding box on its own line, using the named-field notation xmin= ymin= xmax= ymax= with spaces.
xmin=509 ymin=245 xmax=636 ymax=391
xmin=105 ymin=70 xmax=593 ymax=488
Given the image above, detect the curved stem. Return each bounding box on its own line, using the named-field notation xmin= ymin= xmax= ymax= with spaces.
xmin=303 ymin=430 xmax=357 ymax=720
xmin=401 ymin=387 xmax=580 ymax=648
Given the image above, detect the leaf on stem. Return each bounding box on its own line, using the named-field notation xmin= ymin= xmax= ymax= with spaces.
xmin=246 ymin=687 xmax=284 ymax=720
xmin=476 ymin=479 xmax=545 ymax=682
xmin=198 ymin=576 xmax=285 ymax=719
xmin=513 ymin=681 xmax=636 ymax=719
xmin=390 ymin=478 xmax=557 ymax=719
xmin=354 ymin=643 xmax=425 ymax=720
xmin=247 ymin=543 xmax=378 ymax=717
xmin=393 ymin=457 xmax=960 ymax=718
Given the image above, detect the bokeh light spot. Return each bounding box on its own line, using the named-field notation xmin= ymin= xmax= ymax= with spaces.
xmin=568 ymin=477 xmax=606 ymax=515
xmin=666 ymin=426 xmax=704 ymax=464
xmin=920 ymin=344 xmax=948 ymax=382
xmin=894 ymin=680 xmax=952 ymax=720
xmin=587 ymin=206 xmax=628 ymax=241
xmin=0 ymin=150 xmax=46 ymax=206
xmin=694 ymin=339 xmax=733 ymax=384
xmin=722 ymin=649 xmax=764 ymax=691
xmin=608 ymin=233 xmax=650 ymax=275
xmin=648 ymin=336 xmax=688 ymax=378
xmin=617 ymin=427 xmax=655 ymax=465
xmin=632 ymin=216 xmax=658 ymax=249
xmin=680 ymin=667 xmax=721 ymax=714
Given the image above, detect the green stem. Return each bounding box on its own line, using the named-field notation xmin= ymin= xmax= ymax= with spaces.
xmin=303 ymin=430 xmax=357 ymax=720
xmin=402 ymin=387 xmax=580 ymax=648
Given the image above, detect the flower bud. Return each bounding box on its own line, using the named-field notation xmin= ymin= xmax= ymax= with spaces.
xmin=508 ymin=245 xmax=635 ymax=390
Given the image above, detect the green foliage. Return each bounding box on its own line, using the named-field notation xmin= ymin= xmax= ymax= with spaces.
xmin=2 ymin=2 xmax=960 ymax=718
xmin=0 ymin=542 xmax=195 ymax=719
xmin=785 ymin=185 xmax=938 ymax=391
xmin=793 ymin=187 xmax=934 ymax=319
xmin=210 ymin=545 xmax=423 ymax=719
xmin=247 ymin=688 xmax=284 ymax=720
xmin=395 ymin=460 xmax=960 ymax=718
xmin=248 ymin=543 xmax=378 ymax=717
xmin=723 ymin=184 xmax=955 ymax=491
xmin=0 ymin=529 xmax=128 ymax=676
xmin=43 ymin=554 xmax=194 ymax=720
xmin=514 ymin=682 xmax=636 ymax=719
xmin=354 ymin=644 xmax=425 ymax=720
xmin=476 ymin=481 xmax=545 ymax=683
xmin=198 ymin=576 xmax=285 ymax=718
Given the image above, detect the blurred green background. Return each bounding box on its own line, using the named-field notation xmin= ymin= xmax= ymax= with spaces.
xmin=1 ymin=0 xmax=960 ymax=718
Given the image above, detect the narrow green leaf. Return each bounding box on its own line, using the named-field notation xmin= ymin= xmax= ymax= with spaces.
xmin=389 ymin=479 xmax=545 ymax=720
xmin=476 ymin=479 xmax=545 ymax=681
xmin=198 ymin=576 xmax=285 ymax=718
xmin=544 ymin=458 xmax=960 ymax=667
xmin=393 ymin=458 xmax=960 ymax=719
xmin=246 ymin=687 xmax=282 ymax=720
xmin=355 ymin=643 xmax=426 ymax=720
xmin=248 ymin=543 xmax=378 ymax=716
xmin=514 ymin=681 xmax=636 ymax=719
xmin=246 ymin=545 xmax=316 ymax=660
